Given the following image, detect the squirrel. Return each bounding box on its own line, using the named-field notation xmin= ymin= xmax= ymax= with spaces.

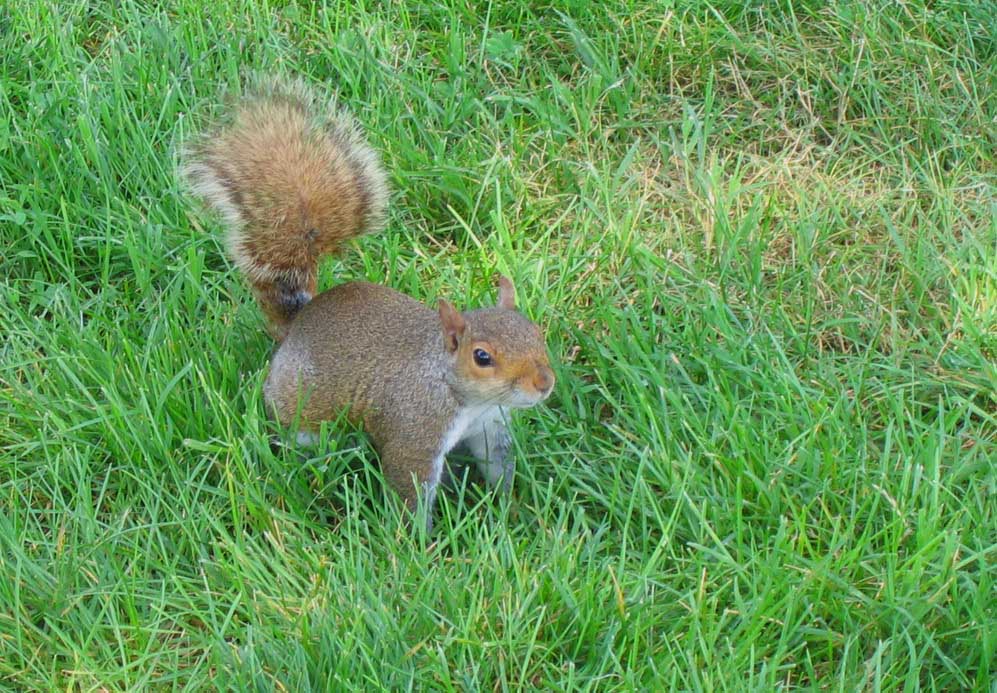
xmin=181 ymin=76 xmax=555 ymax=530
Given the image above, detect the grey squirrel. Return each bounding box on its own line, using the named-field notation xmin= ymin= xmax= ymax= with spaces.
xmin=181 ymin=76 xmax=555 ymax=529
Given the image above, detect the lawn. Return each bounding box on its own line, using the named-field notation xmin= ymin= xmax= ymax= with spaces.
xmin=1 ymin=0 xmax=994 ymax=690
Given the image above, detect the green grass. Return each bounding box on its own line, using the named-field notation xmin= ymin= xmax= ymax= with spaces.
xmin=1 ymin=0 xmax=994 ymax=689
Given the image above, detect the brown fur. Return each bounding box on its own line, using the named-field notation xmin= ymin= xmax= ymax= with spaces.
xmin=182 ymin=76 xmax=388 ymax=340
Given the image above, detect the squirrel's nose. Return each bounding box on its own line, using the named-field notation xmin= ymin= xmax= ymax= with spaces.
xmin=533 ymin=365 xmax=555 ymax=396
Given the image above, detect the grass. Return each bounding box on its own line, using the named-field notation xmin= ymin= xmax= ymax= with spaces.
xmin=1 ymin=0 xmax=994 ymax=689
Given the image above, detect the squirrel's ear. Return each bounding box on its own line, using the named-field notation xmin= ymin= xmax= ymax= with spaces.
xmin=497 ymin=275 xmax=516 ymax=310
xmin=438 ymin=300 xmax=466 ymax=353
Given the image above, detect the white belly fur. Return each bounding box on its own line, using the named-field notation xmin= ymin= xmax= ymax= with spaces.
xmin=429 ymin=405 xmax=502 ymax=484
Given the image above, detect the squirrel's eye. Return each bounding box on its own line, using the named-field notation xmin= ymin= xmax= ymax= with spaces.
xmin=473 ymin=348 xmax=493 ymax=367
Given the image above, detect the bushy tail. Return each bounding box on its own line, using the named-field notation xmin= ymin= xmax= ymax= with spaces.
xmin=181 ymin=75 xmax=389 ymax=340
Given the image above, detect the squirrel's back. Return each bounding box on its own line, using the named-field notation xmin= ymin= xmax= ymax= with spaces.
xmin=263 ymin=281 xmax=451 ymax=430
xmin=181 ymin=76 xmax=389 ymax=339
